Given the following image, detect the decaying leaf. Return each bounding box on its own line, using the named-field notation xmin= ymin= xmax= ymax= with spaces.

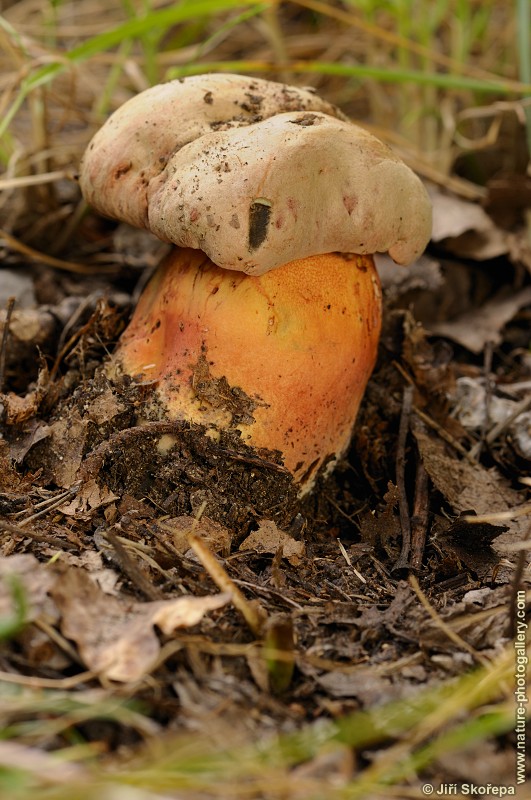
xmin=429 ymin=186 xmax=509 ymax=260
xmin=0 ymin=554 xmax=57 ymax=624
xmin=419 ymin=586 xmax=509 ymax=652
xmin=376 ymin=253 xmax=443 ymax=301
xmin=1 ymin=364 xmax=50 ymax=424
xmin=450 ymin=376 xmax=531 ymax=459
xmin=413 ymin=425 xmax=529 ymax=547
xmin=0 ymin=555 xmax=229 ymax=683
xmin=50 ymin=565 xmax=230 ymax=682
xmin=59 ymin=478 xmax=119 ymax=516
xmin=239 ymin=519 xmax=305 ymax=565
xmin=429 ymin=286 xmax=531 ymax=353
xmin=164 ymin=515 xmax=233 ymax=557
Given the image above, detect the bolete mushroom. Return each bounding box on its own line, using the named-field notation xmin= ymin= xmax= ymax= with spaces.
xmin=79 ymin=74 xmax=432 ymax=494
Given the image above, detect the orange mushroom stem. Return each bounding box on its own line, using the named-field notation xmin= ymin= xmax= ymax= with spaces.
xmin=112 ymin=248 xmax=382 ymax=493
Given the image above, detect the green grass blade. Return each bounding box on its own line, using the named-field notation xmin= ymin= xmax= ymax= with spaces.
xmin=0 ymin=0 xmax=262 ymax=141
xmin=167 ymin=59 xmax=531 ymax=96
xmin=517 ymin=0 xmax=531 ymax=152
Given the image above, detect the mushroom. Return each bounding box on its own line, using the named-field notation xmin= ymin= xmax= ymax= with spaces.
xmin=79 ymin=74 xmax=432 ymax=494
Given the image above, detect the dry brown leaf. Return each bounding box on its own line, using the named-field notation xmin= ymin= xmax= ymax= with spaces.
xmin=375 ymin=253 xmax=443 ymax=301
xmin=429 ymin=286 xmax=531 ymax=353
xmin=50 ymin=565 xmax=230 ymax=682
xmin=165 ymin=515 xmax=233 ymax=557
xmin=0 ymin=554 xmax=57 ymax=623
xmin=1 ymin=365 xmax=50 ymax=425
xmin=239 ymin=519 xmax=305 ymax=565
xmin=149 ymin=594 xmax=231 ymax=634
xmin=430 ymin=186 xmax=508 ymax=260
xmin=85 ymin=389 xmax=126 ymax=425
xmin=60 ymin=478 xmax=119 ymax=516
xmin=413 ymin=426 xmax=529 ymax=547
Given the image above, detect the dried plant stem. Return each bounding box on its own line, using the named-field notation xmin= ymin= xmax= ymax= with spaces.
xmin=0 ymin=227 xmax=116 ymax=275
xmin=103 ymin=528 xmax=163 ymax=601
xmin=188 ymin=533 xmax=267 ymax=637
xmin=260 ymin=1 xmax=291 ymax=83
xmin=409 ymin=574 xmax=490 ymax=668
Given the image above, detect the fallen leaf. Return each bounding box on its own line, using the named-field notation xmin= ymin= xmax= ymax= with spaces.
xmin=0 ymin=554 xmax=56 ymax=623
xmin=60 ymin=479 xmax=119 ymax=516
xmin=1 ymin=364 xmax=50 ymax=424
xmin=420 ymin=586 xmax=508 ymax=651
xmin=8 ymin=420 xmax=52 ymax=464
xmin=150 ymin=594 xmax=231 ymax=635
xmin=375 ymin=254 xmax=443 ymax=301
xmin=164 ymin=515 xmax=233 ymax=557
xmin=50 ymin=565 xmax=230 ymax=682
xmin=429 ymin=286 xmax=531 ymax=353
xmin=413 ymin=425 xmax=529 ymax=548
xmin=239 ymin=520 xmax=305 ymax=565
xmin=429 ymin=187 xmax=508 ymax=260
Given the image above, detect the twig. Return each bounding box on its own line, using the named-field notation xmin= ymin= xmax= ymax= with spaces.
xmin=0 ymin=227 xmax=117 ymax=275
xmin=477 ymin=341 xmax=494 ymax=458
xmin=393 ymin=362 xmax=477 ymax=466
xmin=0 ymin=518 xmax=77 ymax=551
xmin=0 ymin=295 xmax=15 ymax=394
xmin=394 ymin=385 xmax=414 ymax=570
xmin=463 ymin=505 xmax=531 ymax=524
xmin=409 ymin=575 xmax=490 ymax=668
xmin=49 ymin=296 xmax=105 ymax=382
xmin=103 ymin=528 xmax=163 ymax=601
xmin=337 ymin=537 xmax=367 ymax=584
xmin=410 ymin=457 xmax=430 ymax=572
xmin=218 ymin=448 xmax=290 ymax=475
xmin=0 ymin=170 xmax=70 ymax=190
xmin=189 ymin=533 xmax=267 ymax=637
xmin=412 ymin=404 xmax=478 ymax=465
xmin=34 ymin=618 xmax=84 ymax=665
xmin=17 ymin=484 xmax=80 ymax=527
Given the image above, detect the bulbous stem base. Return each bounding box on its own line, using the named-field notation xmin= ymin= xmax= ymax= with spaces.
xmin=112 ymin=248 xmax=382 ymax=494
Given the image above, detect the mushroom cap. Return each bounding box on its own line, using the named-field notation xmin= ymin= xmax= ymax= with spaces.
xmin=80 ymin=74 xmax=345 ymax=231
xmin=80 ymin=74 xmax=432 ymax=274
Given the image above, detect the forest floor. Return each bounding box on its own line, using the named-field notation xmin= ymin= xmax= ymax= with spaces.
xmin=0 ymin=2 xmax=530 ymax=798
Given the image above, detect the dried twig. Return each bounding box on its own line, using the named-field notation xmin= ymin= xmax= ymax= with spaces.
xmin=337 ymin=537 xmax=367 ymax=584
xmin=0 ymin=518 xmax=77 ymax=551
xmin=189 ymin=533 xmax=267 ymax=637
xmin=409 ymin=574 xmax=490 ymax=668
xmin=17 ymin=485 xmax=80 ymax=527
xmin=0 ymin=227 xmax=117 ymax=275
xmin=103 ymin=528 xmax=163 ymax=601
xmin=412 ymin=405 xmax=478 ymax=465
